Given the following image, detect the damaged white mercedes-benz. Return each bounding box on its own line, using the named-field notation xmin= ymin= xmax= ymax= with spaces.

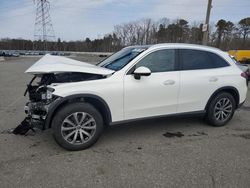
xmin=16 ymin=44 xmax=248 ymax=150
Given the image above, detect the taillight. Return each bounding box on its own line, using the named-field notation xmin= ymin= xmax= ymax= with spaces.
xmin=241 ymin=72 xmax=248 ymax=79
xmin=241 ymin=72 xmax=249 ymax=86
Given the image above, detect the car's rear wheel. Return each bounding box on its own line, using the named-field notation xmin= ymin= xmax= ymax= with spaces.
xmin=206 ymin=92 xmax=236 ymax=127
xmin=52 ymin=102 xmax=103 ymax=150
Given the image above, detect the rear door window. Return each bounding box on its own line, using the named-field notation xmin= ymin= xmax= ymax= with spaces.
xmin=180 ymin=49 xmax=229 ymax=70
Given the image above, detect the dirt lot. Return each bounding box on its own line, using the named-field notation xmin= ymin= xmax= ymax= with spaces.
xmin=0 ymin=56 xmax=250 ymax=188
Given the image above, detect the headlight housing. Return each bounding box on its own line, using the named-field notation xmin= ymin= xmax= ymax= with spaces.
xmin=41 ymin=87 xmax=55 ymax=100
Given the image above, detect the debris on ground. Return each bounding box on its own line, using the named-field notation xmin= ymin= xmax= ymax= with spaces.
xmin=188 ymin=131 xmax=208 ymax=137
xmin=12 ymin=117 xmax=35 ymax=135
xmin=163 ymin=131 xmax=208 ymax=138
xmin=163 ymin=132 xmax=184 ymax=138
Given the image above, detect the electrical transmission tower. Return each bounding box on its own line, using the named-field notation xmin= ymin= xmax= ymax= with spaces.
xmin=34 ymin=0 xmax=55 ymax=51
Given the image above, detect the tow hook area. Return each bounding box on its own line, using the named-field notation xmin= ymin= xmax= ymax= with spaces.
xmin=12 ymin=102 xmax=47 ymax=135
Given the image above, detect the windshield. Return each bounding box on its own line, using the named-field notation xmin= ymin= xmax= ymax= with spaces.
xmin=98 ymin=47 xmax=148 ymax=71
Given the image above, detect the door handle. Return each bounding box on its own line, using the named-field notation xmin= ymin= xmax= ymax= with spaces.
xmin=209 ymin=77 xmax=218 ymax=82
xmin=163 ymin=80 xmax=175 ymax=85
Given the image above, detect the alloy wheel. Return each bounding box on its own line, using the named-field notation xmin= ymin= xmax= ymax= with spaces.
xmin=214 ymin=98 xmax=233 ymax=122
xmin=61 ymin=112 xmax=96 ymax=145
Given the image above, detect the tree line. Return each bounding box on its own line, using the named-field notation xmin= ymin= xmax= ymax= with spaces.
xmin=0 ymin=17 xmax=249 ymax=52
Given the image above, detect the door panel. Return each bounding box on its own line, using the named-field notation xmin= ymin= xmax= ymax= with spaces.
xmin=177 ymin=49 xmax=230 ymax=113
xmin=178 ymin=69 xmax=220 ymax=113
xmin=123 ymin=49 xmax=180 ymax=120
xmin=124 ymin=72 xmax=179 ymax=119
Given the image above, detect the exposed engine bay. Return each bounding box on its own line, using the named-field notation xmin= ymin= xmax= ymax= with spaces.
xmin=25 ymin=72 xmax=103 ymax=102
xmin=15 ymin=72 xmax=105 ymax=134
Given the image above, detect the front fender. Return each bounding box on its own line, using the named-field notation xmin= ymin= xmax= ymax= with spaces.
xmin=44 ymin=94 xmax=112 ymax=130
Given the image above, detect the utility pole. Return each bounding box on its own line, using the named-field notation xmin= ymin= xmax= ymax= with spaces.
xmin=34 ymin=0 xmax=55 ymax=51
xmin=202 ymin=0 xmax=212 ymax=45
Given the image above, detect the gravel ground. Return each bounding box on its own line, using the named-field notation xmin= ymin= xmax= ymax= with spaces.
xmin=0 ymin=56 xmax=250 ymax=188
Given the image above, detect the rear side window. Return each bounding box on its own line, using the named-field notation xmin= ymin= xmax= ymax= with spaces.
xmin=180 ymin=49 xmax=229 ymax=70
xmin=135 ymin=49 xmax=175 ymax=73
xmin=209 ymin=53 xmax=230 ymax=68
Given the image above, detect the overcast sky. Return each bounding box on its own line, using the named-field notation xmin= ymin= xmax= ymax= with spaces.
xmin=0 ymin=0 xmax=249 ymax=41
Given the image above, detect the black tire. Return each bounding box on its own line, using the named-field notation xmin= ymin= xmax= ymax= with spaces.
xmin=206 ymin=92 xmax=236 ymax=127
xmin=52 ymin=102 xmax=104 ymax=151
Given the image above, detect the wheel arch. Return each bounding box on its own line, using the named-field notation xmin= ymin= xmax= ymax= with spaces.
xmin=205 ymin=86 xmax=240 ymax=111
xmin=44 ymin=94 xmax=112 ymax=129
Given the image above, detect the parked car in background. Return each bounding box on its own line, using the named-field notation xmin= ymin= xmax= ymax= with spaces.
xmin=39 ymin=51 xmax=46 ymax=55
xmin=19 ymin=51 xmax=26 ymax=55
xmin=12 ymin=51 xmax=20 ymax=57
xmin=1 ymin=51 xmax=11 ymax=57
xmin=25 ymin=51 xmax=32 ymax=55
xmin=0 ymin=50 xmax=19 ymax=57
xmin=22 ymin=43 xmax=248 ymax=150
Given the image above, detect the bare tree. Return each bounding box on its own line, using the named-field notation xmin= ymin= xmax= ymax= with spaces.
xmin=238 ymin=17 xmax=250 ymax=47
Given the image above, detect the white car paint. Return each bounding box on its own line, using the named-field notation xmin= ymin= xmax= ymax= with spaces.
xmin=26 ymin=44 xmax=248 ymax=123
xmin=124 ymin=70 xmax=180 ymax=119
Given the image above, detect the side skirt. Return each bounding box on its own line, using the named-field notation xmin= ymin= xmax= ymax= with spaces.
xmin=110 ymin=110 xmax=206 ymax=126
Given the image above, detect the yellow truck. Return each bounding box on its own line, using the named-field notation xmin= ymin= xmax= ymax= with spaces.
xmin=228 ymin=50 xmax=250 ymax=64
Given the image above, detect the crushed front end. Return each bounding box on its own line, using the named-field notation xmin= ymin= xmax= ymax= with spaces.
xmin=21 ymin=72 xmax=104 ymax=132
xmin=23 ymin=75 xmax=61 ymax=130
xmin=14 ymin=54 xmax=113 ymax=134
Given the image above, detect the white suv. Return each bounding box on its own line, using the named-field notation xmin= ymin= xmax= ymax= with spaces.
xmin=24 ymin=43 xmax=248 ymax=150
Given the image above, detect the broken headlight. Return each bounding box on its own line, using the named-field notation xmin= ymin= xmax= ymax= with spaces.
xmin=41 ymin=87 xmax=55 ymax=100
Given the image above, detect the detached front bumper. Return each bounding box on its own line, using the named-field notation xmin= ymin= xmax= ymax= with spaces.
xmin=24 ymin=102 xmax=48 ymax=130
xmin=24 ymin=97 xmax=60 ymax=130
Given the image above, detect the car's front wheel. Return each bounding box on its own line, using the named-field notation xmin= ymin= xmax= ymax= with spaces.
xmin=52 ymin=102 xmax=104 ymax=151
xmin=206 ymin=92 xmax=236 ymax=127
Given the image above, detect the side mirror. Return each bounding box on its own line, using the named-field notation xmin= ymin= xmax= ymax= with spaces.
xmin=133 ymin=66 xmax=151 ymax=80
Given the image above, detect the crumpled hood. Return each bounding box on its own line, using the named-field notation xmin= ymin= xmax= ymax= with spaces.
xmin=25 ymin=54 xmax=114 ymax=75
